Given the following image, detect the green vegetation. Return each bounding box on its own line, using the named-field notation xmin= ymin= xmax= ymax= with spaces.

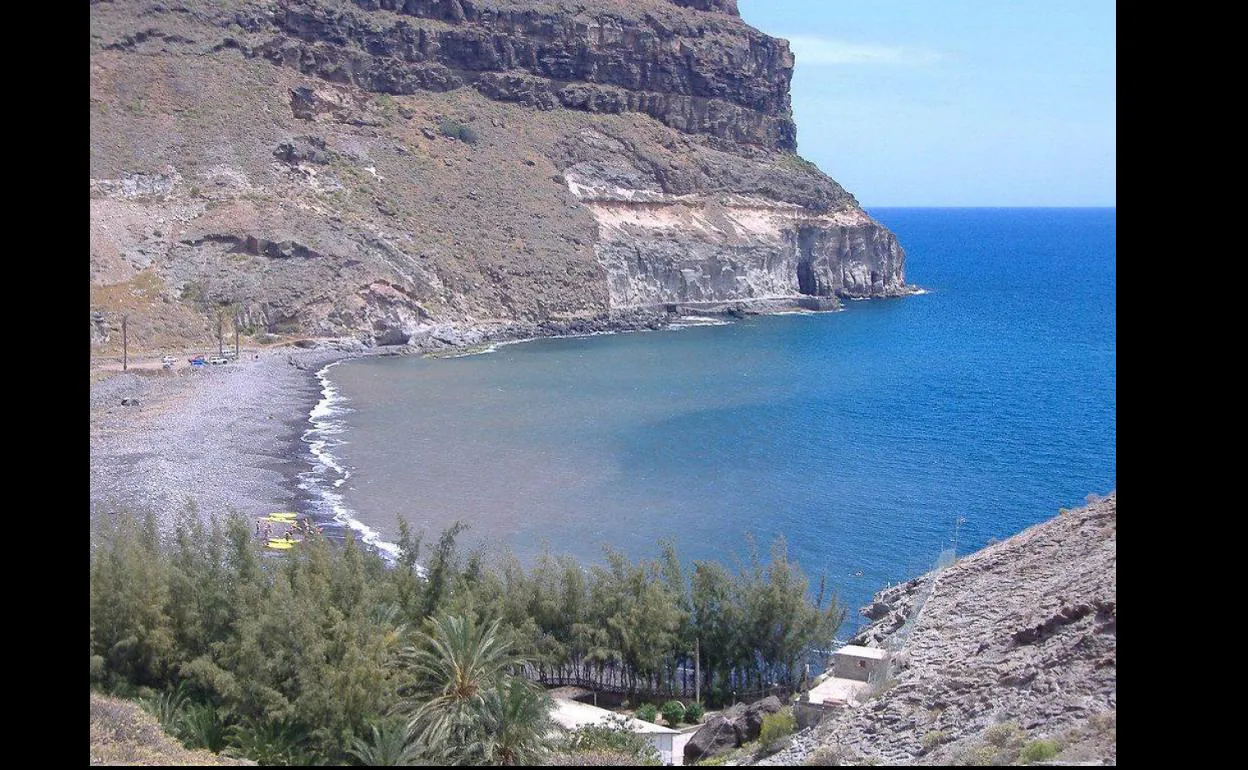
xmin=1020 ymin=738 xmax=1061 ymax=763
xmin=685 ymin=700 xmax=704 ymax=723
xmin=556 ymin=713 xmax=660 ymax=765
xmin=957 ymin=721 xmax=1029 ymax=766
xmin=90 ymin=507 xmax=845 ymax=765
xmin=921 ymin=729 xmax=948 ymax=750
xmin=373 ymin=93 xmax=398 ymax=118
xmin=660 ymin=699 xmax=685 ymax=725
xmin=90 ymin=692 xmax=250 ymax=766
xmin=775 ymin=152 xmax=822 ymax=176
xmin=758 ymin=708 xmax=796 ymax=753
xmin=984 ymin=721 xmax=1026 ymax=751
xmin=635 ymin=702 xmax=659 ymax=723
xmin=695 ymin=750 xmax=737 ymax=766
xmin=439 ymin=118 xmax=480 ymax=145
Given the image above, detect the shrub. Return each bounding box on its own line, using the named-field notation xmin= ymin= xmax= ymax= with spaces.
xmin=439 ymin=118 xmax=479 ymax=145
xmin=921 ymin=730 xmax=947 ymax=751
xmin=661 ymin=700 xmax=686 ymax=726
xmin=984 ymin=721 xmax=1025 ymax=751
xmin=957 ymin=721 xmax=1027 ymax=766
xmin=562 ymin=715 xmax=660 ymax=765
xmin=225 ymin=715 xmax=313 ymax=766
xmin=1020 ymin=739 xmax=1060 ymax=764
xmin=634 ymin=703 xmax=658 ymax=723
xmin=685 ymin=701 xmax=704 ymax=723
xmin=138 ymin=685 xmax=188 ymax=732
xmin=955 ymin=745 xmax=999 ymax=766
xmin=758 ymin=709 xmax=796 ymax=752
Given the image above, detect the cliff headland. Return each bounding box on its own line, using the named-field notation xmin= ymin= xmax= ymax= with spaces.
xmin=91 ymin=0 xmax=914 ymax=356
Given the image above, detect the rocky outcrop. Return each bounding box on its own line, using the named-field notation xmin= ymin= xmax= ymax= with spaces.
xmin=759 ymin=494 xmax=1117 ymax=766
xmin=90 ymin=0 xmax=913 ymax=352
xmin=261 ymin=0 xmax=797 ymax=153
xmin=684 ymin=695 xmax=784 ymax=762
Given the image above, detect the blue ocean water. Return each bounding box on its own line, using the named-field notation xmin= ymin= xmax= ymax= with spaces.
xmin=302 ymin=208 xmax=1115 ymax=637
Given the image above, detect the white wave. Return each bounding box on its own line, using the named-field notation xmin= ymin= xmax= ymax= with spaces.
xmin=768 ymin=308 xmax=845 ymax=315
xmin=668 ymin=316 xmax=732 ymax=329
xmin=434 ymin=343 xmax=499 ymax=359
xmin=298 ymin=361 xmax=413 ymax=570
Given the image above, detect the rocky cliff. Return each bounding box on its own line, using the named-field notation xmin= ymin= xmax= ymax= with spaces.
xmin=759 ymin=494 xmax=1117 ymax=766
xmin=90 ymin=0 xmax=913 ymax=352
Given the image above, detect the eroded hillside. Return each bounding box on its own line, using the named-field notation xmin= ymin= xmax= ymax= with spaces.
xmin=90 ymin=0 xmax=912 ymax=355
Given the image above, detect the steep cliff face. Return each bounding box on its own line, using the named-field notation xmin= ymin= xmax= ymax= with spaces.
xmin=89 ymin=0 xmax=912 ymax=351
xmin=266 ymin=0 xmax=797 ymax=152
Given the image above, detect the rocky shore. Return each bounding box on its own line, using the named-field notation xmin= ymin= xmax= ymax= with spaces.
xmin=755 ymin=494 xmax=1117 ymax=766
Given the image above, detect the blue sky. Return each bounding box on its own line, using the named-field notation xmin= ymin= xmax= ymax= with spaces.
xmin=736 ymin=1 xmax=1116 ymax=207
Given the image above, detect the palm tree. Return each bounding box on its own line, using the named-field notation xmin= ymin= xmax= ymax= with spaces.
xmin=346 ymin=719 xmax=423 ymax=766
xmin=396 ymin=614 xmax=554 ymax=765
xmin=477 ymin=677 xmax=555 ymax=766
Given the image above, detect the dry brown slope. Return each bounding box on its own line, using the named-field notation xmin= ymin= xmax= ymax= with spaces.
xmin=90 ymin=692 xmax=255 ymax=766
xmin=89 ymin=0 xmax=910 ymax=357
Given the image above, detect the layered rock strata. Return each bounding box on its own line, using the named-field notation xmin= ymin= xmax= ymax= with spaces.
xmin=90 ymin=0 xmax=913 ymax=350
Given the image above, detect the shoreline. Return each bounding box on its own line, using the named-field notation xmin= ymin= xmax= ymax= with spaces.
xmin=88 ymin=297 xmax=916 ymax=546
xmin=89 ymin=347 xmax=355 ymax=536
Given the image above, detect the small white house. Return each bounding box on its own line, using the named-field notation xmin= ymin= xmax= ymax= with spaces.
xmin=831 ymin=645 xmax=889 ymax=683
xmin=549 ymin=697 xmax=680 ymax=765
xmin=801 ymin=645 xmax=890 ymax=712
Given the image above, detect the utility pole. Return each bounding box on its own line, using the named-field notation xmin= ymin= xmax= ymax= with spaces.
xmin=217 ymin=313 xmax=224 ymax=357
xmin=234 ymin=314 xmax=241 ymax=359
xmin=952 ymin=515 xmax=967 ymax=558
xmin=694 ymin=637 xmax=700 ymax=705
xmin=122 ymin=314 xmax=129 ymax=371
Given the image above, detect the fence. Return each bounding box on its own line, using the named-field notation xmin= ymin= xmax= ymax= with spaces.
xmin=523 ymin=660 xmax=793 ymax=707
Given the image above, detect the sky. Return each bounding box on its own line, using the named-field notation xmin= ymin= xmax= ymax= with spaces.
xmin=736 ymin=1 xmax=1116 ymax=207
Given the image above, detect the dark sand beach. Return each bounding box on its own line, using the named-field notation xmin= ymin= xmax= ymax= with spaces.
xmin=89 ymin=347 xmax=355 ymax=531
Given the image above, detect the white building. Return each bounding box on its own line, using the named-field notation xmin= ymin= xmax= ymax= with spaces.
xmin=802 ymin=645 xmax=890 ymax=711
xmin=549 ymin=697 xmax=680 ymax=765
xmin=831 ymin=645 xmax=889 ymax=683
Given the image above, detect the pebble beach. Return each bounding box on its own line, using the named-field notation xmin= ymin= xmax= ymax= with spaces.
xmin=89 ymin=347 xmax=354 ymax=532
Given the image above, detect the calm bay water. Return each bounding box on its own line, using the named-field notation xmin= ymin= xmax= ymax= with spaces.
xmin=303 ymin=208 xmax=1115 ymax=637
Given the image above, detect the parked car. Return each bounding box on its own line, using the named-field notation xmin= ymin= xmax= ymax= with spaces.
xmin=161 ymin=355 xmax=177 ymax=365
xmin=189 ymin=356 xmax=206 ymax=366
xmin=208 ymin=356 xmax=230 ymax=365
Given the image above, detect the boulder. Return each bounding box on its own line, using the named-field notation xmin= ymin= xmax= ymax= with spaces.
xmin=740 ymin=695 xmax=784 ymax=742
xmin=683 ymin=696 xmax=786 ymax=762
xmin=683 ymin=715 xmax=743 ymax=762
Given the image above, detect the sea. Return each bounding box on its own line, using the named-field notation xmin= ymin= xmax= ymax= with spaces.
xmin=298 ymin=207 xmax=1116 ymax=639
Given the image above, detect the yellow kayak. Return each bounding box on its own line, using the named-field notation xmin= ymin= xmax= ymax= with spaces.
xmin=268 ymin=512 xmax=298 ymax=520
xmin=266 ymin=538 xmax=298 ymax=550
xmin=261 ymin=513 xmax=299 ymax=523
